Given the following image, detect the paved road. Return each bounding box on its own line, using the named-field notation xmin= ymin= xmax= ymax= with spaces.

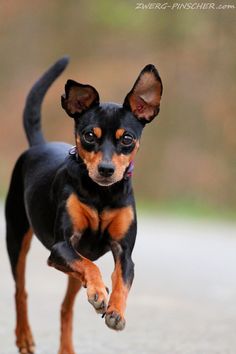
xmin=1 ymin=204 xmax=236 ymax=354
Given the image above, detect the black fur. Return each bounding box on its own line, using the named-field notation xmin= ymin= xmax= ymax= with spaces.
xmin=5 ymin=57 xmax=162 ymax=341
xmin=24 ymin=56 xmax=69 ymax=146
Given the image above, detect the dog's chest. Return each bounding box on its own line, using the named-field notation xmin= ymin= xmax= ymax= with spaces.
xmin=66 ymin=193 xmax=133 ymax=241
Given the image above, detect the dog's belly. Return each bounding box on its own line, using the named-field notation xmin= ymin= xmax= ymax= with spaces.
xmin=23 ymin=142 xmax=72 ymax=249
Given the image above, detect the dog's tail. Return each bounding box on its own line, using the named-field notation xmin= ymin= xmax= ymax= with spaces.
xmin=23 ymin=56 xmax=69 ymax=147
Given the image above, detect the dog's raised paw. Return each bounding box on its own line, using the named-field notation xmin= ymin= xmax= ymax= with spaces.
xmin=87 ymin=287 xmax=108 ymax=314
xmin=105 ymin=311 xmax=126 ymax=330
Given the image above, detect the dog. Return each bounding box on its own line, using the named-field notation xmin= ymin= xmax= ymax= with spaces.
xmin=5 ymin=57 xmax=163 ymax=354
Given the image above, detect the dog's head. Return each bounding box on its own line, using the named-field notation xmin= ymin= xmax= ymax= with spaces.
xmin=61 ymin=65 xmax=163 ymax=186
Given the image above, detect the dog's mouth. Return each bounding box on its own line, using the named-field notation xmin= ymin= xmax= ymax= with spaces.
xmin=91 ymin=175 xmax=118 ymax=187
xmin=89 ymin=171 xmax=125 ymax=187
xmin=87 ymin=166 xmax=127 ymax=187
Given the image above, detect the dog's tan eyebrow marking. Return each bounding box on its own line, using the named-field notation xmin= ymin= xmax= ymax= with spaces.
xmin=93 ymin=127 xmax=102 ymax=139
xmin=115 ymin=128 xmax=125 ymax=140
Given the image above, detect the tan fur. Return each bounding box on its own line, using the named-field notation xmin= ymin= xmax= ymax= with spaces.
xmin=76 ymin=135 xmax=139 ymax=185
xmin=76 ymin=136 xmax=103 ymax=181
xmin=67 ymin=193 xmax=134 ymax=240
xmin=111 ymin=141 xmax=140 ymax=180
xmin=15 ymin=229 xmax=35 ymax=354
xmin=93 ymin=127 xmax=102 ymax=139
xmin=71 ymin=258 xmax=100 ymax=284
xmin=108 ymin=260 xmax=129 ymax=317
xmin=58 ymin=276 xmax=82 ymax=354
xmin=115 ymin=128 xmax=125 ymax=140
xmin=67 ymin=193 xmax=99 ymax=232
xmin=101 ymin=206 xmax=134 ymax=240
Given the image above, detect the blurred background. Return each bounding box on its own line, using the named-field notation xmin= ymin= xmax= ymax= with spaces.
xmin=0 ymin=0 xmax=236 ymax=215
xmin=0 ymin=0 xmax=235 ymax=216
xmin=1 ymin=2 xmax=236 ymax=353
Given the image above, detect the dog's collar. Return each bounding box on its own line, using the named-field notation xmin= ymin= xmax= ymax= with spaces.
xmin=124 ymin=160 xmax=134 ymax=180
xmin=69 ymin=146 xmax=134 ymax=179
xmin=69 ymin=145 xmax=78 ymax=159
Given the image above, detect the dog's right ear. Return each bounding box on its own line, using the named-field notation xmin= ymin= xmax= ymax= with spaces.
xmin=61 ymin=80 xmax=100 ymax=118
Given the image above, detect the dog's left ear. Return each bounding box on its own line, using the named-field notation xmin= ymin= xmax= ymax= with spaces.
xmin=61 ymin=80 xmax=100 ymax=118
xmin=123 ymin=64 xmax=163 ymax=124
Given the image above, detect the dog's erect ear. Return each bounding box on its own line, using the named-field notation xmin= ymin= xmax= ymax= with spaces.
xmin=123 ymin=64 xmax=163 ymax=124
xmin=61 ymin=80 xmax=100 ymax=118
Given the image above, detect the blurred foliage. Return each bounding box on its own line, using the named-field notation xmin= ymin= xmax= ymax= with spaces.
xmin=0 ymin=0 xmax=236 ymax=217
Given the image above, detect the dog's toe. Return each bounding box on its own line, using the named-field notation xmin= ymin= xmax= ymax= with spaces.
xmin=18 ymin=341 xmax=35 ymax=354
xmin=19 ymin=343 xmax=35 ymax=354
xmin=20 ymin=347 xmax=35 ymax=354
xmin=16 ymin=326 xmax=35 ymax=354
xmin=87 ymin=287 xmax=108 ymax=314
xmin=105 ymin=311 xmax=126 ymax=331
xmin=58 ymin=347 xmax=76 ymax=354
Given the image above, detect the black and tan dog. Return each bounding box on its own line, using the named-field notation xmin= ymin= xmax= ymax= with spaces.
xmin=5 ymin=57 xmax=162 ymax=354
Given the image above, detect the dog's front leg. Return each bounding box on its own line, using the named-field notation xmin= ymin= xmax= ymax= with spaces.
xmin=105 ymin=238 xmax=135 ymax=330
xmin=48 ymin=241 xmax=108 ymax=314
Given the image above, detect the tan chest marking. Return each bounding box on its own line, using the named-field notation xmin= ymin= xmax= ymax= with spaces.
xmin=66 ymin=194 xmax=99 ymax=232
xmin=101 ymin=206 xmax=134 ymax=240
xmin=67 ymin=194 xmax=134 ymax=240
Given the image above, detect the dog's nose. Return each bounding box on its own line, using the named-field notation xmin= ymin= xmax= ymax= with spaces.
xmin=98 ymin=162 xmax=115 ymax=177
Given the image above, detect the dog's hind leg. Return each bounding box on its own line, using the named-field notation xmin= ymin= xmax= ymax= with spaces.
xmin=14 ymin=229 xmax=34 ymax=354
xmin=58 ymin=276 xmax=82 ymax=354
xmin=5 ymin=157 xmax=35 ymax=354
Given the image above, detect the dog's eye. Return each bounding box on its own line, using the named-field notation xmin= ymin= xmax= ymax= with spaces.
xmin=83 ymin=131 xmax=96 ymax=144
xmin=121 ymin=134 xmax=134 ymax=146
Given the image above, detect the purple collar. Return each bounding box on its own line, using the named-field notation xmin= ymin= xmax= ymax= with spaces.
xmin=69 ymin=145 xmax=80 ymax=162
xmin=124 ymin=160 xmax=134 ymax=179
xmin=69 ymin=146 xmax=134 ymax=180
xmin=69 ymin=145 xmax=78 ymax=157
